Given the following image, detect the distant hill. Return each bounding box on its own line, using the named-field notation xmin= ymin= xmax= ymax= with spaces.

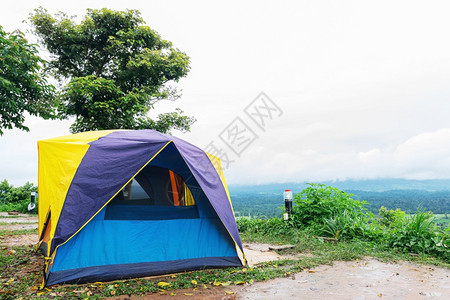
xmin=228 ymin=179 xmax=450 ymax=218
xmin=229 ymin=178 xmax=450 ymax=194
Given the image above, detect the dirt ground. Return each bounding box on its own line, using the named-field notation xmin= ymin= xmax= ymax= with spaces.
xmin=1 ymin=213 xmax=449 ymax=299
xmin=236 ymin=258 xmax=450 ymax=299
xmin=0 ymin=212 xmax=39 ymax=246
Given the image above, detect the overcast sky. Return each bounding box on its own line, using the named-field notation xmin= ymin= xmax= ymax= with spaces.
xmin=1 ymin=0 xmax=450 ymax=186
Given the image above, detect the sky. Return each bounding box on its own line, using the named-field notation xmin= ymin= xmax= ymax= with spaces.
xmin=1 ymin=0 xmax=450 ymax=186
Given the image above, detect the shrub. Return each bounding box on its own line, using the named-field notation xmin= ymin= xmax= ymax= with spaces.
xmin=0 ymin=180 xmax=37 ymax=214
xmin=321 ymin=211 xmax=378 ymax=240
xmin=292 ymin=183 xmax=371 ymax=229
xmin=377 ymin=206 xmax=405 ymax=227
xmin=384 ymin=208 xmax=449 ymax=259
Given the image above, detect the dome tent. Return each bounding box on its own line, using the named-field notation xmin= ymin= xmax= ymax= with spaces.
xmin=37 ymin=130 xmax=245 ymax=286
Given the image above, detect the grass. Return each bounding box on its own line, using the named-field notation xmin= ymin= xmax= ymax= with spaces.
xmin=0 ymin=221 xmax=36 ymax=225
xmin=0 ymin=229 xmax=37 ymax=236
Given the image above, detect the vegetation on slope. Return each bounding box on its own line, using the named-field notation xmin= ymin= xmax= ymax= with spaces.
xmin=237 ymin=184 xmax=449 ymax=261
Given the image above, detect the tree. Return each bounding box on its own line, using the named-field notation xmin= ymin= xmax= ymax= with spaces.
xmin=30 ymin=8 xmax=195 ymax=133
xmin=0 ymin=26 xmax=56 ymax=135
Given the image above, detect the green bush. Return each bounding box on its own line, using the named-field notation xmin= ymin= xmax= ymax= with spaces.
xmin=382 ymin=209 xmax=449 ymax=259
xmin=321 ymin=211 xmax=379 ymax=240
xmin=292 ymin=183 xmax=370 ymax=227
xmin=0 ymin=179 xmax=37 ymax=214
xmin=377 ymin=206 xmax=405 ymax=227
xmin=291 ymin=183 xmax=373 ymax=240
xmin=0 ymin=199 xmax=38 ymax=214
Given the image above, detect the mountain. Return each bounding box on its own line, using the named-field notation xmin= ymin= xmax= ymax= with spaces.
xmin=228 ymin=178 xmax=450 ymax=195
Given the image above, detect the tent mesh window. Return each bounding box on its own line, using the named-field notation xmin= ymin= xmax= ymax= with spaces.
xmin=104 ymin=167 xmax=199 ymax=220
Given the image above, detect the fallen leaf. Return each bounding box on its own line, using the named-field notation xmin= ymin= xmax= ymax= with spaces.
xmin=36 ymin=292 xmax=45 ymax=296
xmin=234 ymin=281 xmax=246 ymax=285
xmin=184 ymin=293 xmax=193 ymax=296
xmin=170 ymin=292 xmax=176 ymax=296
xmin=191 ymin=279 xmax=197 ymax=285
xmin=225 ymin=290 xmax=235 ymax=295
xmin=171 ymin=274 xmax=177 ymax=278
xmin=378 ymin=293 xmax=382 ymax=297
xmin=213 ymin=280 xmax=222 ymax=286
xmin=222 ymin=281 xmax=232 ymax=287
xmin=110 ymin=290 xmax=116 ymax=296
xmin=30 ymin=286 xmax=38 ymax=291
xmin=308 ymin=270 xmax=316 ymax=273
xmin=249 ymin=279 xmax=254 ymax=285
xmin=157 ymin=281 xmax=171 ymax=288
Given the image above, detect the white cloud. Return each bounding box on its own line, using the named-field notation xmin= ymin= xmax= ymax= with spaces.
xmin=1 ymin=1 xmax=450 ymax=185
xmin=394 ymin=128 xmax=450 ymax=179
xmin=357 ymin=149 xmax=381 ymax=163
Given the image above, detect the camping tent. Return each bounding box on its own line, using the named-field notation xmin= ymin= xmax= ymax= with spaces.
xmin=37 ymin=130 xmax=245 ymax=286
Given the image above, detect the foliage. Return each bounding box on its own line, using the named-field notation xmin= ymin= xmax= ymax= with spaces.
xmin=0 ymin=180 xmax=37 ymax=214
xmin=377 ymin=206 xmax=405 ymax=227
xmin=377 ymin=208 xmax=449 ymax=260
xmin=29 ymin=7 xmax=195 ymax=133
xmin=0 ymin=26 xmax=56 ymax=135
xmin=0 ymin=180 xmax=36 ymax=203
xmin=321 ymin=211 xmax=378 ymax=240
xmin=433 ymin=214 xmax=450 ymax=229
xmin=236 ymin=216 xmax=294 ymax=238
xmin=351 ymin=189 xmax=450 ymax=214
xmin=292 ymin=183 xmax=371 ymax=229
xmin=238 ymin=184 xmax=449 ymax=261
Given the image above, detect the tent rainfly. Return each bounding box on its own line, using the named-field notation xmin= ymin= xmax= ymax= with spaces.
xmin=37 ymin=130 xmax=245 ymax=286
